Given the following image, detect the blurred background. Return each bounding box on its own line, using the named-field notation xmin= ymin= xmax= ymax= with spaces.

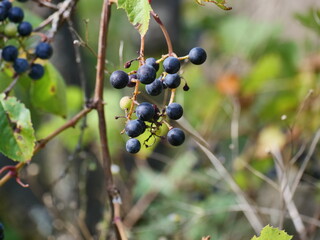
xmin=1 ymin=0 xmax=320 ymax=239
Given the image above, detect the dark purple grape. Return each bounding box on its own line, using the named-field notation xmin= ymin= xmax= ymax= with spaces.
xmin=125 ymin=119 xmax=146 ymax=137
xmin=136 ymin=102 xmax=155 ymax=121
xmin=18 ymin=21 xmax=33 ymax=36
xmin=137 ymin=64 xmax=156 ymax=84
xmin=0 ymin=5 xmax=8 ymax=21
xmin=145 ymin=78 xmax=163 ymax=96
xmin=189 ymin=47 xmax=207 ymax=65
xmin=13 ymin=58 xmax=29 ymax=74
xmin=28 ymin=64 xmax=44 ymax=80
xmin=163 ymin=56 xmax=180 ymax=74
xmin=126 ymin=138 xmax=141 ymax=154
xmin=35 ymin=42 xmax=53 ymax=59
xmin=166 ymin=103 xmax=183 ymax=120
xmin=145 ymin=57 xmax=159 ymax=71
xmin=110 ymin=70 xmax=129 ymax=89
xmin=0 ymin=1 xmax=11 ymax=10
xmin=2 ymin=45 xmax=18 ymax=61
xmin=164 ymin=73 xmax=181 ymax=89
xmin=8 ymin=7 xmax=24 ymax=23
xmin=167 ymin=128 xmax=185 ymax=146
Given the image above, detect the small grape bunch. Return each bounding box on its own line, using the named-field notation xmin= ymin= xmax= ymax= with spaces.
xmin=110 ymin=47 xmax=207 ymax=154
xmin=0 ymin=0 xmax=53 ymax=80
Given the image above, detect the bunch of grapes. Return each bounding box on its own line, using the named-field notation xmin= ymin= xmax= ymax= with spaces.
xmin=0 ymin=0 xmax=53 ymax=80
xmin=110 ymin=47 xmax=207 ymax=154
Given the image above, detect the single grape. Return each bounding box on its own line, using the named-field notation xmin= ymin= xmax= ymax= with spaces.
xmin=18 ymin=21 xmax=33 ymax=36
xmin=126 ymin=138 xmax=141 ymax=154
xmin=13 ymin=58 xmax=29 ymax=74
xmin=188 ymin=47 xmax=207 ymax=65
xmin=2 ymin=45 xmax=18 ymax=61
xmin=127 ymin=74 xmax=137 ymax=88
xmin=145 ymin=78 xmax=163 ymax=96
xmin=164 ymin=73 xmax=181 ymax=89
xmin=145 ymin=57 xmax=159 ymax=71
xmin=136 ymin=102 xmax=155 ymax=121
xmin=163 ymin=56 xmax=180 ymax=74
xmin=167 ymin=128 xmax=185 ymax=146
xmin=110 ymin=70 xmax=129 ymax=89
xmin=137 ymin=64 xmax=156 ymax=84
xmin=166 ymin=103 xmax=183 ymax=120
xmin=119 ymin=96 xmax=132 ymax=110
xmin=4 ymin=22 xmax=17 ymax=37
xmin=28 ymin=63 xmax=44 ymax=80
xmin=1 ymin=1 xmax=12 ymax=10
xmin=125 ymin=119 xmax=146 ymax=138
xmin=8 ymin=6 xmax=24 ymax=23
xmin=0 ymin=5 xmax=8 ymax=21
xmin=35 ymin=42 xmax=53 ymax=59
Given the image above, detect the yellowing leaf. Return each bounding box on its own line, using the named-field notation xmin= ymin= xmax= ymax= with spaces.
xmin=30 ymin=63 xmax=67 ymax=117
xmin=251 ymin=225 xmax=293 ymax=240
xmin=0 ymin=94 xmax=35 ymax=162
xmin=117 ymin=0 xmax=152 ymax=36
xmin=195 ymin=0 xmax=232 ymax=10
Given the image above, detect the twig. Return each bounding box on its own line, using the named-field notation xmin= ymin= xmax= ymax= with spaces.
xmin=230 ymin=97 xmax=240 ymax=161
xmin=34 ymin=0 xmax=79 ymax=36
xmin=3 ymin=76 xmax=19 ymax=97
xmin=67 ymin=18 xmax=90 ymax=101
xmin=271 ymin=149 xmax=307 ymax=240
xmin=176 ymin=117 xmax=263 ymax=233
xmin=93 ymin=1 xmax=127 ymax=239
xmin=196 ymin=142 xmax=264 ymax=233
xmin=291 ymin=128 xmax=320 ymax=197
xmin=31 ymin=0 xmax=59 ymax=10
xmin=150 ymin=10 xmax=173 ymax=55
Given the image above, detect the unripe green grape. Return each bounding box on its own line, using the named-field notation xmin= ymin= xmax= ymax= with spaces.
xmin=119 ymin=96 xmax=132 ymax=110
xmin=4 ymin=22 xmax=17 ymax=37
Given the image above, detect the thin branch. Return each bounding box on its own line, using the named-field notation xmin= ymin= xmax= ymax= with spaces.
xmin=150 ymin=10 xmax=173 ymax=55
xmin=230 ymin=97 xmax=240 ymax=161
xmin=93 ymin=1 xmax=127 ymax=239
xmin=31 ymin=0 xmax=59 ymax=10
xmin=67 ymin=18 xmax=90 ymax=101
xmin=176 ymin=117 xmax=263 ymax=233
xmin=271 ymin=149 xmax=307 ymax=240
xmin=3 ymin=76 xmax=19 ymax=97
xmin=34 ymin=0 xmax=79 ymax=36
xmin=291 ymin=128 xmax=320 ymax=197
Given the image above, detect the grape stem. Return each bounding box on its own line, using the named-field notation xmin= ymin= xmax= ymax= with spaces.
xmin=178 ymin=55 xmax=189 ymax=61
xmin=127 ymin=35 xmax=146 ymax=120
xmin=168 ymin=88 xmax=176 ymax=105
xmin=151 ymin=10 xmax=173 ymax=56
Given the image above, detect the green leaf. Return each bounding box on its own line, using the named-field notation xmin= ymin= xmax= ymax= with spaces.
xmin=195 ymin=0 xmax=232 ymax=10
xmin=251 ymin=225 xmax=293 ymax=240
xmin=30 ymin=63 xmax=67 ymax=117
xmin=0 ymin=93 xmax=35 ymax=162
xmin=117 ymin=0 xmax=152 ymax=36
